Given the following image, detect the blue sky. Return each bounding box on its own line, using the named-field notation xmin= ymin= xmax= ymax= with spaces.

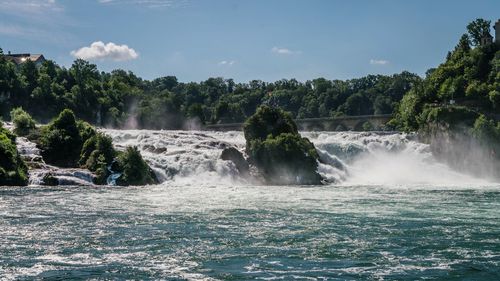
xmin=1 ymin=0 xmax=499 ymax=82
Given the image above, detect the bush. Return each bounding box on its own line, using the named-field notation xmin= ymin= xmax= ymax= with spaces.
xmin=471 ymin=114 xmax=500 ymax=144
xmin=418 ymin=105 xmax=478 ymax=130
xmin=243 ymin=106 xmax=322 ymax=185
xmin=116 ymin=146 xmax=157 ymax=186
xmin=80 ymin=133 xmax=116 ymax=170
xmin=0 ymin=125 xmax=28 ymax=186
xmin=362 ymin=121 xmax=374 ymax=131
xmin=39 ymin=109 xmax=96 ymax=167
xmin=10 ymin=107 xmax=36 ymax=136
xmin=78 ymin=133 xmax=117 ymax=185
xmin=243 ymin=106 xmax=297 ymax=146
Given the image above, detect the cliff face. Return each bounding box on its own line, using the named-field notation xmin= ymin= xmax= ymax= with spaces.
xmin=419 ymin=121 xmax=500 ymax=181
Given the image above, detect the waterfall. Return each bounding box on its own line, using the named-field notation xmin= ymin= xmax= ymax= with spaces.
xmin=15 ymin=135 xmax=96 ymax=186
xmin=103 ymin=129 xmax=490 ymax=186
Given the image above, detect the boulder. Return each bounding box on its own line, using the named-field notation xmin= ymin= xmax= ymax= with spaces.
xmin=220 ymin=147 xmax=250 ymax=177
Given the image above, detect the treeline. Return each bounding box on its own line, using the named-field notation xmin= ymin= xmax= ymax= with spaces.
xmin=0 ymin=48 xmax=420 ymax=129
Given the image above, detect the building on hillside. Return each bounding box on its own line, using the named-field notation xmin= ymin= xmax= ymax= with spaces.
xmin=481 ymin=33 xmax=493 ymax=45
xmin=3 ymin=52 xmax=46 ymax=67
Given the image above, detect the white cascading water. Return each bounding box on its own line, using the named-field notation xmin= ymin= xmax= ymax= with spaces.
xmin=13 ymin=132 xmax=95 ymax=186
xmin=103 ymin=129 xmax=490 ymax=186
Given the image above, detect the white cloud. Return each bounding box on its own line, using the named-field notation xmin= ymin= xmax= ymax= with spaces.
xmin=0 ymin=0 xmax=62 ymax=14
xmin=271 ymin=46 xmax=301 ymax=55
xmin=0 ymin=22 xmax=74 ymax=44
xmin=218 ymin=60 xmax=235 ymax=66
xmin=370 ymin=59 xmax=389 ymax=65
xmin=71 ymin=41 xmax=139 ymax=61
xmin=98 ymin=0 xmax=187 ymax=8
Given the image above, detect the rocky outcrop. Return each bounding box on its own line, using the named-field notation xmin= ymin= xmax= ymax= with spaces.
xmin=220 ymin=147 xmax=250 ymax=177
xmin=243 ymin=106 xmax=323 ymax=185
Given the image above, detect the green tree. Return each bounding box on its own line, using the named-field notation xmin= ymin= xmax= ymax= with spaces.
xmin=40 ymin=109 xmax=93 ymax=167
xmin=467 ymin=18 xmax=492 ymax=46
xmin=10 ymin=107 xmax=36 ymax=136
xmin=243 ymin=106 xmax=297 ymax=146
xmin=0 ymin=123 xmax=28 ymax=186
xmin=116 ymin=146 xmax=156 ymax=186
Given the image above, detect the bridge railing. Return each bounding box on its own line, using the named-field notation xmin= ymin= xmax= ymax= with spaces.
xmin=204 ymin=114 xmax=393 ymax=131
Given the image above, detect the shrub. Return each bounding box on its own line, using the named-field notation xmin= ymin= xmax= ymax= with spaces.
xmin=243 ymin=105 xmax=297 ymax=146
xmin=116 ymin=146 xmax=156 ymax=186
xmin=0 ymin=126 xmax=28 ymax=186
xmin=362 ymin=121 xmax=374 ymax=131
xmin=39 ymin=109 xmax=96 ymax=167
xmin=471 ymin=114 xmax=500 ymax=145
xmin=10 ymin=107 xmax=36 ymax=136
xmin=80 ymin=132 xmax=116 ymax=171
xmin=79 ymin=133 xmax=117 ymax=185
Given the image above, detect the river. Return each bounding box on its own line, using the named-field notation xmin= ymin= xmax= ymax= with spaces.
xmin=1 ymin=130 xmax=499 ymax=280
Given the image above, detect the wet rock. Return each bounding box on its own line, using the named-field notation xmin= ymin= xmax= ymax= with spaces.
xmin=220 ymin=147 xmax=250 ymax=176
xmin=153 ymin=147 xmax=167 ymax=154
xmin=42 ymin=173 xmax=58 ymax=186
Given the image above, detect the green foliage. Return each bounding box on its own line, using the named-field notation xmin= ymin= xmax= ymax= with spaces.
xmin=244 ymin=106 xmax=322 ymax=185
xmin=471 ymin=114 xmax=500 ymax=144
xmin=418 ymin=106 xmax=479 ymax=129
xmin=247 ymin=133 xmax=321 ymax=185
xmin=394 ymin=19 xmax=499 ymax=133
xmin=0 ymin=124 xmax=28 ymax=186
xmin=362 ymin=121 xmax=374 ymax=131
xmin=488 ymin=90 xmax=500 ymax=108
xmin=10 ymin=107 xmax=35 ymax=136
xmin=39 ymin=109 xmax=95 ymax=167
xmin=116 ymin=146 xmax=156 ymax=186
xmin=0 ymin=50 xmax=421 ymax=128
xmin=80 ymin=132 xmax=116 ymax=171
xmin=93 ymin=154 xmax=109 ymax=185
xmin=0 ymin=121 xmax=16 ymax=143
xmin=34 ymin=108 xmax=156 ymax=185
xmin=391 ymin=19 xmax=500 ymax=179
xmin=466 ymin=18 xmax=492 ymax=46
xmin=243 ymin=106 xmax=297 ymax=146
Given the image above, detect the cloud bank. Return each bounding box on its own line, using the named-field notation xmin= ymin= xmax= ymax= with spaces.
xmin=71 ymin=41 xmax=139 ymax=61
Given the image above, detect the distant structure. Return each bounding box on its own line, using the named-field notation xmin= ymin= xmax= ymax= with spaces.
xmin=3 ymin=51 xmax=46 ymax=66
xmin=481 ymin=32 xmax=493 ymax=45
xmin=496 ymin=19 xmax=500 ymax=43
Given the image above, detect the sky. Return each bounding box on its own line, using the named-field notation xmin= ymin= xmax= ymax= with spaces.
xmin=1 ymin=0 xmax=499 ymax=83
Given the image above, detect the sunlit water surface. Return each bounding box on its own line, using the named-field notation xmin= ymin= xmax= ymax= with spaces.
xmin=1 ymin=183 xmax=499 ymax=280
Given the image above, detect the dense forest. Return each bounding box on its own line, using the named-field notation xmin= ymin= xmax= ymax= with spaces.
xmin=0 ymin=47 xmax=420 ymax=129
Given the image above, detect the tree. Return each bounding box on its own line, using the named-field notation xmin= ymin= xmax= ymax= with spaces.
xmin=0 ymin=123 xmax=28 ymax=186
xmin=39 ymin=109 xmax=92 ymax=167
xmin=116 ymin=146 xmax=156 ymax=186
xmin=467 ymin=18 xmax=492 ymax=46
xmin=243 ymin=106 xmax=297 ymax=146
xmin=454 ymin=34 xmax=471 ymax=54
xmin=10 ymin=107 xmax=36 ymax=136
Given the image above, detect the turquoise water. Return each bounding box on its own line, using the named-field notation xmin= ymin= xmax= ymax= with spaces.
xmin=1 ymin=184 xmax=499 ymax=280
